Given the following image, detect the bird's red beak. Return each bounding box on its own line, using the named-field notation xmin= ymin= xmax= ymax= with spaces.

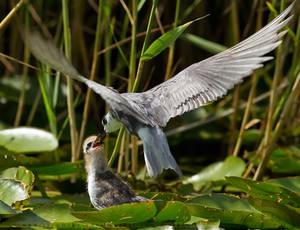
xmin=92 ymin=133 xmax=105 ymax=149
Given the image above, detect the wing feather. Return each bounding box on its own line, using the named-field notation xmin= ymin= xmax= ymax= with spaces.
xmin=139 ymin=3 xmax=293 ymax=127
xmin=25 ymin=30 xmax=157 ymax=126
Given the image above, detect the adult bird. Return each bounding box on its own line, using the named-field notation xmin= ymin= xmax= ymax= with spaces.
xmin=25 ymin=2 xmax=293 ymax=178
xmin=83 ymin=134 xmax=148 ymax=210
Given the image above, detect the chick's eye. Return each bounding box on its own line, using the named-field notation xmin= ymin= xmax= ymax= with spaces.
xmin=102 ymin=118 xmax=107 ymax=125
xmin=86 ymin=142 xmax=92 ymax=151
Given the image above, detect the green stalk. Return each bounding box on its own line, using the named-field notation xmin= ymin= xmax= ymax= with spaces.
xmin=37 ymin=65 xmax=57 ymax=135
xmin=117 ymin=134 xmax=126 ymax=173
xmin=164 ymin=0 xmax=180 ymax=81
xmin=14 ymin=3 xmax=29 ymax=127
xmin=62 ymin=0 xmax=78 ymax=163
xmin=272 ymin=15 xmax=300 ymax=121
xmin=114 ymin=6 xmax=130 ymax=71
xmin=76 ymin=0 xmax=103 ymax=160
xmin=58 ymin=95 xmax=81 ymax=141
xmin=253 ymin=0 xmax=286 ymax=180
xmin=26 ymin=90 xmax=41 ymax=126
xmin=182 ymin=0 xmax=203 ymax=21
xmin=128 ymin=0 xmax=138 ymax=174
xmin=108 ymin=0 xmax=158 ymax=168
xmin=108 ymin=127 xmax=125 ymax=167
xmin=227 ymin=0 xmax=240 ymax=155
xmin=52 ymin=71 xmax=61 ymax=109
xmin=254 ymin=71 xmax=300 ymax=180
xmin=131 ymin=0 xmax=158 ymax=92
xmin=128 ymin=0 xmax=137 ymax=91
xmin=232 ymin=0 xmax=264 ymax=157
xmin=105 ymin=17 xmax=114 ymax=87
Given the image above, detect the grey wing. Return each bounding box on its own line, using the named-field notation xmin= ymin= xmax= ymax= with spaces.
xmin=25 ymin=30 xmax=156 ymax=126
xmin=24 ymin=30 xmax=125 ymax=107
xmin=142 ymin=2 xmax=293 ymax=127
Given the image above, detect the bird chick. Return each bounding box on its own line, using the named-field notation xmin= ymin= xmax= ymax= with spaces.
xmin=83 ymin=134 xmax=147 ymax=210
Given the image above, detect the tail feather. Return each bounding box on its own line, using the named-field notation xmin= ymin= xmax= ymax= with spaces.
xmin=137 ymin=126 xmax=183 ymax=178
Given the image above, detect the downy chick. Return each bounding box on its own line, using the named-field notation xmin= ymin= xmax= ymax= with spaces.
xmin=83 ymin=133 xmax=148 ymax=210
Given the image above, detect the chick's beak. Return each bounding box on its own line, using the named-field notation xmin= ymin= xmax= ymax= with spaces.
xmin=92 ymin=133 xmax=105 ymax=149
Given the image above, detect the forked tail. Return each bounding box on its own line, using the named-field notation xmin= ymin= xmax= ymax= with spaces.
xmin=137 ymin=126 xmax=183 ymax=178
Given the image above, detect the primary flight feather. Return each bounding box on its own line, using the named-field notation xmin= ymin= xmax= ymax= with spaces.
xmin=25 ymin=2 xmax=293 ymax=178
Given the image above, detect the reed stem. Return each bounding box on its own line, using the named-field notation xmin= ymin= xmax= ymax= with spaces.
xmin=76 ymin=0 xmax=103 ymax=161
xmin=62 ymin=0 xmax=78 ymax=163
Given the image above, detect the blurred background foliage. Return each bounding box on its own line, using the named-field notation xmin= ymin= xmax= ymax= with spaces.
xmin=0 ymin=0 xmax=300 ymax=229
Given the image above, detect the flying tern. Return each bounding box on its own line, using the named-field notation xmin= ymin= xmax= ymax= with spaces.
xmin=25 ymin=2 xmax=293 ymax=177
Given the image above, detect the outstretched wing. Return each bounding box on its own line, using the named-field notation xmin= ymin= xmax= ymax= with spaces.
xmin=139 ymin=2 xmax=293 ymax=127
xmin=24 ymin=30 xmax=156 ymax=125
xmin=24 ymin=30 xmax=162 ymax=126
xmin=24 ymin=30 xmax=122 ymax=105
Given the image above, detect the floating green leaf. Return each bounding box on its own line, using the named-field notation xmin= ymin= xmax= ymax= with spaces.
xmin=52 ymin=222 xmax=104 ymax=229
xmin=0 ymin=127 xmax=58 ymax=153
xmin=266 ymin=176 xmax=300 ymax=193
xmin=0 ymin=167 xmax=35 ymax=206
xmin=248 ymin=198 xmax=300 ymax=229
xmin=226 ymin=176 xmax=300 ymax=208
xmin=153 ymin=201 xmax=190 ymax=224
xmin=186 ymin=216 xmax=220 ymax=227
xmin=0 ymin=179 xmax=29 ymax=206
xmin=0 ymin=200 xmax=17 ymax=215
xmin=1 ymin=166 xmax=35 ymax=192
xmin=72 ymin=201 xmax=157 ymax=225
xmin=183 ymin=156 xmax=246 ymax=190
xmin=0 ymin=209 xmax=50 ymax=228
xmin=137 ymin=192 xmax=185 ymax=201
xmin=186 ymin=194 xmax=281 ymax=229
xmin=0 ymin=202 xmax=79 ymax=228
xmin=141 ymin=19 xmax=200 ymax=61
xmin=268 ymin=147 xmax=300 ymax=174
xmin=139 ymin=223 xmax=220 ymax=230
xmin=33 ymin=204 xmax=80 ymax=223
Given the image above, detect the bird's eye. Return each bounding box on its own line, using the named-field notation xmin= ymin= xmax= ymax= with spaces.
xmin=86 ymin=142 xmax=92 ymax=151
xmin=102 ymin=117 xmax=107 ymax=125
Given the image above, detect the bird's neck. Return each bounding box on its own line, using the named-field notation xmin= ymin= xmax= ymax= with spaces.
xmin=86 ymin=152 xmax=108 ymax=176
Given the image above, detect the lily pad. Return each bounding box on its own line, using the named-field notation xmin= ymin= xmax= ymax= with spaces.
xmin=72 ymin=201 xmax=157 ymax=225
xmin=0 ymin=179 xmax=29 ymax=206
xmin=0 ymin=127 xmax=58 ymax=153
xmin=139 ymin=222 xmax=220 ymax=230
xmin=0 ymin=200 xmax=17 ymax=215
xmin=186 ymin=193 xmax=281 ymax=229
xmin=183 ymin=156 xmax=246 ymax=190
xmin=266 ymin=176 xmax=300 ymax=193
xmin=1 ymin=166 xmax=35 ymax=192
xmin=33 ymin=203 xmax=80 ymax=223
xmin=153 ymin=201 xmax=190 ymax=224
xmin=268 ymin=148 xmax=300 ymax=174
xmin=52 ymin=222 xmax=104 ymax=229
xmin=226 ymin=176 xmax=300 ymax=208
xmin=0 ymin=210 xmax=50 ymax=228
xmin=0 ymin=167 xmax=35 ymax=206
xmin=137 ymin=192 xmax=185 ymax=201
xmin=248 ymin=198 xmax=300 ymax=229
